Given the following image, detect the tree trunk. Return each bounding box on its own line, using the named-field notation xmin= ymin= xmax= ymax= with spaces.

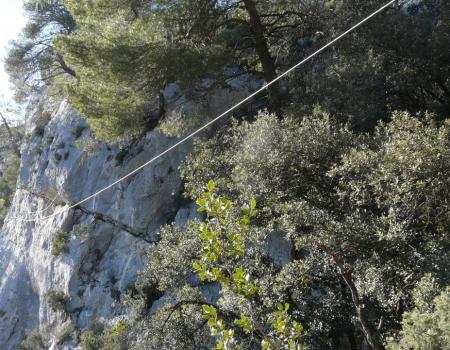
xmin=341 ymin=271 xmax=382 ymax=350
xmin=319 ymin=245 xmax=382 ymax=350
xmin=243 ymin=0 xmax=282 ymax=117
xmin=56 ymin=53 xmax=77 ymax=78
xmin=0 ymin=111 xmax=21 ymax=158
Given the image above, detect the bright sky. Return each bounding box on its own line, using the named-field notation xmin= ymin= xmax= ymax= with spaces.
xmin=0 ymin=0 xmax=26 ymax=105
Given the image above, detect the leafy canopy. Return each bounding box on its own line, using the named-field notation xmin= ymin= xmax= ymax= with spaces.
xmin=181 ymin=110 xmax=450 ymax=349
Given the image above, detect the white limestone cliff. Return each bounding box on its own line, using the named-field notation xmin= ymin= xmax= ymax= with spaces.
xmin=0 ymin=98 xmax=190 ymax=349
xmin=0 ymin=72 xmax=263 ymax=349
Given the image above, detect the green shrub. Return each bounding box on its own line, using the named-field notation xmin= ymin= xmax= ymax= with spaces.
xmin=56 ymin=321 xmax=76 ymax=344
xmin=387 ymin=282 xmax=450 ymax=350
xmin=194 ymin=182 xmax=304 ymax=349
xmin=20 ymin=328 xmax=46 ymax=350
xmin=81 ymin=320 xmax=129 ymax=350
xmin=46 ymin=290 xmax=68 ymax=314
xmin=51 ymin=229 xmax=70 ymax=257
xmin=81 ymin=330 xmax=103 ymax=350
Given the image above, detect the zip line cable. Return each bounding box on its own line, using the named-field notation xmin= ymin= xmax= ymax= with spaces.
xmin=12 ymin=0 xmax=397 ymax=224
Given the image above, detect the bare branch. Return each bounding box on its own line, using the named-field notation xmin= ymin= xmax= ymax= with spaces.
xmin=0 ymin=110 xmax=21 ymax=158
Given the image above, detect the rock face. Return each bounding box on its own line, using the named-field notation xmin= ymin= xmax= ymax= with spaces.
xmin=0 ymin=73 xmax=262 ymax=349
xmin=0 ymin=98 xmax=190 ymax=349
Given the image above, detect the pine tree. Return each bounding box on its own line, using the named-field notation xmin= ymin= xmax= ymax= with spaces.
xmin=5 ymin=0 xmax=76 ymax=103
xmin=54 ymin=0 xmax=332 ymax=140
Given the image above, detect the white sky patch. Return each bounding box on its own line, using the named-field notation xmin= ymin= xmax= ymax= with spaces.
xmin=0 ymin=0 xmax=27 ymax=104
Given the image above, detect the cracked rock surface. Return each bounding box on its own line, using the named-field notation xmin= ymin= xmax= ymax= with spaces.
xmin=0 ymin=74 xmax=262 ymax=349
xmin=0 ymin=97 xmax=190 ymax=349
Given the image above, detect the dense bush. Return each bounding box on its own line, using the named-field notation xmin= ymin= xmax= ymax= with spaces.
xmin=51 ymin=229 xmax=70 ymax=257
xmin=179 ymin=111 xmax=449 ymax=349
xmin=20 ymin=329 xmax=46 ymax=350
xmin=387 ymin=278 xmax=450 ymax=350
xmin=80 ymin=320 xmax=130 ymax=350
xmin=46 ymin=290 xmax=68 ymax=314
xmin=55 ymin=321 xmax=77 ymax=345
